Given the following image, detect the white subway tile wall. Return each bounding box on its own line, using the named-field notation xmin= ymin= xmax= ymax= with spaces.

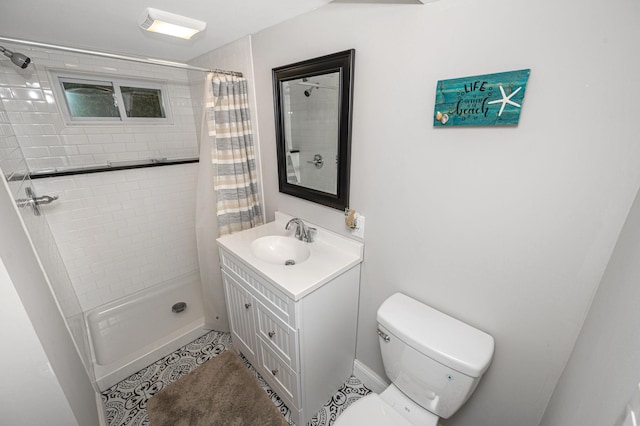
xmin=1 ymin=43 xmax=202 ymax=311
xmin=0 ymin=42 xmax=198 ymax=171
xmin=0 ymin=72 xmax=93 ymax=375
xmin=0 ymin=103 xmax=28 ymax=182
xmin=34 ymin=164 xmax=199 ymax=310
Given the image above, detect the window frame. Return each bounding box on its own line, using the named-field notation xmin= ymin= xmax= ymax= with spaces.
xmin=50 ymin=71 xmax=173 ymax=125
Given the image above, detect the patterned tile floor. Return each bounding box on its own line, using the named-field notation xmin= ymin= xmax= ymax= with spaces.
xmin=101 ymin=330 xmax=371 ymax=426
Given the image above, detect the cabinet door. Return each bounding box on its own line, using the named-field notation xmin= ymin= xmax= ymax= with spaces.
xmin=223 ymin=271 xmax=256 ymax=360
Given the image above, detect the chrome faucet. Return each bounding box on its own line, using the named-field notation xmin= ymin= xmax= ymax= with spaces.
xmin=285 ymin=218 xmax=316 ymax=243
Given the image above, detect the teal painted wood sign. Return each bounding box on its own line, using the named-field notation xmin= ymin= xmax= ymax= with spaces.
xmin=433 ymin=69 xmax=530 ymax=127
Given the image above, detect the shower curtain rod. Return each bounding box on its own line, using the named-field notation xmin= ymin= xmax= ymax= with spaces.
xmin=0 ymin=36 xmax=243 ymax=76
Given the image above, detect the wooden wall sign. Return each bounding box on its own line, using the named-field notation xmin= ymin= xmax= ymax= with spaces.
xmin=433 ymin=69 xmax=530 ymax=127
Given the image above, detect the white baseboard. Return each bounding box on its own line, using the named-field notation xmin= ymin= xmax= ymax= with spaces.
xmin=353 ymin=358 xmax=389 ymax=394
xmin=96 ymin=392 xmax=107 ymax=426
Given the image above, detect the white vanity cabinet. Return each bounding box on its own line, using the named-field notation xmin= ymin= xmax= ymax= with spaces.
xmin=217 ymin=214 xmax=363 ymax=426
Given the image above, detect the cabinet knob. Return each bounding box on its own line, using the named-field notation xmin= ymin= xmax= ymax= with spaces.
xmin=268 ymin=331 xmax=276 ymax=338
xmin=271 ymin=368 xmax=278 ymax=376
xmin=244 ymin=303 xmax=252 ymax=309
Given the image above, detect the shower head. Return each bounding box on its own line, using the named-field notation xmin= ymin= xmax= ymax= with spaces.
xmin=0 ymin=45 xmax=31 ymax=69
xmin=304 ymin=86 xmax=315 ymax=97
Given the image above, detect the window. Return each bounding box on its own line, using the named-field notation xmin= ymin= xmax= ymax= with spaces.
xmin=120 ymin=86 xmax=164 ymax=118
xmin=54 ymin=73 xmax=170 ymax=124
xmin=60 ymin=79 xmax=120 ymax=119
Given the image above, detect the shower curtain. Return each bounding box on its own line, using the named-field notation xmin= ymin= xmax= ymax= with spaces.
xmin=196 ymin=72 xmax=263 ymax=331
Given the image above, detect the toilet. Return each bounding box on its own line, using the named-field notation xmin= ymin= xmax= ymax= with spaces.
xmin=335 ymin=293 xmax=494 ymax=426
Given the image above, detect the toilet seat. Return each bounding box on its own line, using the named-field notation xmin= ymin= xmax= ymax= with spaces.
xmin=334 ymin=394 xmax=414 ymax=426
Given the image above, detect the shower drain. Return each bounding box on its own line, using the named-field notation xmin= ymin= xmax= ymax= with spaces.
xmin=172 ymin=302 xmax=187 ymax=313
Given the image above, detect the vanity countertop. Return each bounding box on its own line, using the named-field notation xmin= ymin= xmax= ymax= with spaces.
xmin=216 ymin=211 xmax=364 ymax=301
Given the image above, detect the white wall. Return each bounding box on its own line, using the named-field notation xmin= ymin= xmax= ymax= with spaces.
xmin=250 ymin=0 xmax=640 ymax=425
xmin=0 ymin=256 xmax=79 ymax=426
xmin=540 ymin=188 xmax=640 ymax=425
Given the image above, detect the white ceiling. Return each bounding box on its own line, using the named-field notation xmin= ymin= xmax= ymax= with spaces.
xmin=0 ymin=0 xmax=334 ymax=62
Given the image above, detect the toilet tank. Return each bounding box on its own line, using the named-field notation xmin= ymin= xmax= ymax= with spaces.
xmin=377 ymin=293 xmax=494 ymax=419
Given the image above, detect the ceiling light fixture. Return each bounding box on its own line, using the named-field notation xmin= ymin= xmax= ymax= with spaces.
xmin=139 ymin=8 xmax=206 ymax=40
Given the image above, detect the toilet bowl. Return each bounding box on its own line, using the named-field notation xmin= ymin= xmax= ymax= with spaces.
xmin=334 ymin=293 xmax=494 ymax=426
xmin=335 ymin=384 xmax=439 ymax=426
xmin=335 ymin=394 xmax=414 ymax=426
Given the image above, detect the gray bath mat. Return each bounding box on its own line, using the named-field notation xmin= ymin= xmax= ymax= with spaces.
xmin=146 ymin=349 xmax=288 ymax=426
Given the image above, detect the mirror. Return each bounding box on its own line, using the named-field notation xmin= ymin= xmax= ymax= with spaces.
xmin=273 ymin=49 xmax=355 ymax=210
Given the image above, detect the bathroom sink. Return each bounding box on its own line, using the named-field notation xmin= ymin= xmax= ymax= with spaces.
xmin=217 ymin=211 xmax=364 ymax=300
xmin=250 ymin=235 xmax=311 ymax=265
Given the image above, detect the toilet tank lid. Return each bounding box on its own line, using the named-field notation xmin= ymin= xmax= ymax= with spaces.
xmin=377 ymin=293 xmax=495 ymax=378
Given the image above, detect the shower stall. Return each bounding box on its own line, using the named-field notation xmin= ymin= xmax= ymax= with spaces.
xmin=0 ymin=38 xmax=239 ymax=393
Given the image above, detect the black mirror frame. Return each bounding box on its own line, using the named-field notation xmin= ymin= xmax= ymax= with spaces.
xmin=272 ymin=49 xmax=355 ymax=210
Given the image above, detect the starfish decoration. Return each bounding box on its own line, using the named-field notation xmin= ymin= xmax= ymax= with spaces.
xmin=487 ymin=85 xmax=522 ymax=117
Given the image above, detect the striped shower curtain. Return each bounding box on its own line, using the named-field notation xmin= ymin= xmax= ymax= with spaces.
xmin=209 ymin=73 xmax=263 ymax=234
xmin=196 ymin=72 xmax=262 ymax=331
